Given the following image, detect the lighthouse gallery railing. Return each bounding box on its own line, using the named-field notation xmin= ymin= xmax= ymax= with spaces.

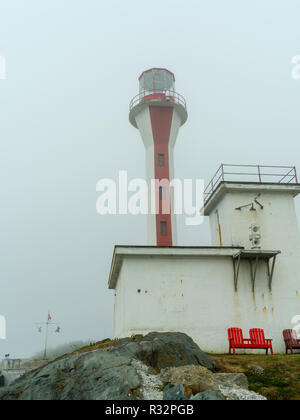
xmin=204 ymin=164 xmax=298 ymax=202
xmin=130 ymin=89 xmax=187 ymax=111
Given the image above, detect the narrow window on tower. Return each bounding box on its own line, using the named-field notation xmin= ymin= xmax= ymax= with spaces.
xmin=159 ymin=186 xmax=165 ymax=200
xmin=160 ymin=221 xmax=167 ymax=235
xmin=158 ymin=154 xmax=165 ymax=167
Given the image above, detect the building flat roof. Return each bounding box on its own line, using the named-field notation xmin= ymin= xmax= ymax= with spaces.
xmin=204 ymin=181 xmax=300 ymax=215
xmin=108 ymin=245 xmax=282 ymax=291
xmin=108 ymin=245 xmax=244 ymax=289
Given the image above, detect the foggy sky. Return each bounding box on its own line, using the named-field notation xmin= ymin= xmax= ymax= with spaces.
xmin=1 ymin=0 xmax=300 ymax=358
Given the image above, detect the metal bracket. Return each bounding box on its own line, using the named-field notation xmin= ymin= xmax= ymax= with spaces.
xmin=232 ymin=254 xmax=241 ymax=292
xmin=232 ymin=251 xmax=279 ymax=293
xmin=267 ymin=255 xmax=277 ymax=292
xmin=249 ymin=256 xmax=259 ymax=293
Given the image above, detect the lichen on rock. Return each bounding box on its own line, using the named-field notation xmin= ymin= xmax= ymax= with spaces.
xmin=0 ymin=332 xmax=215 ymax=401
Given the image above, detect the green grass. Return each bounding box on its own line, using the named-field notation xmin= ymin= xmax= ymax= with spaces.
xmin=211 ymin=354 xmax=300 ymax=400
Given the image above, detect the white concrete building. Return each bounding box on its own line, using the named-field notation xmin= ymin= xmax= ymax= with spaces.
xmin=1 ymin=359 xmax=25 ymax=385
xmin=109 ymin=165 xmax=300 ymax=353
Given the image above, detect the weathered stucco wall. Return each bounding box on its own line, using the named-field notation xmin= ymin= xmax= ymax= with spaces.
xmin=2 ymin=370 xmax=26 ymax=386
xmin=209 ymin=188 xmax=300 ymax=253
xmin=113 ymin=251 xmax=300 ymax=354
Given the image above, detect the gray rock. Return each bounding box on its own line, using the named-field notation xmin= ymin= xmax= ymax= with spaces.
xmin=213 ymin=373 xmax=248 ymax=390
xmin=134 ymin=332 xmax=216 ymax=371
xmin=251 ymin=366 xmax=264 ymax=375
xmin=219 ymin=385 xmax=267 ymax=401
xmin=163 ymin=384 xmax=188 ymax=400
xmin=191 ymin=390 xmax=226 ymax=400
xmin=0 ymin=332 xmax=215 ymax=400
xmin=160 ymin=366 xmax=248 ymax=393
xmin=160 ymin=365 xmax=211 ymax=386
xmin=0 ymin=387 xmax=20 ymax=400
xmin=131 ymin=359 xmax=163 ymax=400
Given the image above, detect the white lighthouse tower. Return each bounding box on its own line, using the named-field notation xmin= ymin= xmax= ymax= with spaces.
xmin=129 ymin=68 xmax=187 ymax=246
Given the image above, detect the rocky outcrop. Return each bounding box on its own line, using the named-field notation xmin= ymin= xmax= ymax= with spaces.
xmin=0 ymin=332 xmax=266 ymax=401
xmin=0 ymin=332 xmax=215 ymax=401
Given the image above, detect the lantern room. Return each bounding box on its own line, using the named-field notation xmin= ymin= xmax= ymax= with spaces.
xmin=139 ymin=68 xmax=175 ymax=94
xmin=129 ymin=68 xmax=187 ymax=128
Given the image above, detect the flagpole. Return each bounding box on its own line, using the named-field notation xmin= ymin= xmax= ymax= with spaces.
xmin=36 ymin=312 xmax=60 ymax=360
xmin=43 ymin=320 xmax=49 ymax=359
xmin=43 ymin=313 xmax=51 ymax=360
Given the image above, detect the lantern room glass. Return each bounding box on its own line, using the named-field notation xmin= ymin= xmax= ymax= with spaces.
xmin=139 ymin=69 xmax=175 ymax=94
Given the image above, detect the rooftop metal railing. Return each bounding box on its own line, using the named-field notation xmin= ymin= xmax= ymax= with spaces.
xmin=129 ymin=89 xmax=187 ymax=111
xmin=204 ymin=164 xmax=298 ymax=202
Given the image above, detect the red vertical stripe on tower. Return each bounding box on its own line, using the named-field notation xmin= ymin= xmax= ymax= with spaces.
xmin=149 ymin=106 xmax=174 ymax=246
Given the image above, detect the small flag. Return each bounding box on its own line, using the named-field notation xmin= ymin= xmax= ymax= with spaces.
xmin=48 ymin=313 xmax=52 ymax=322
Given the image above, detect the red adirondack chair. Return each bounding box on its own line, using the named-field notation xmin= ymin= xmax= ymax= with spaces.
xmin=249 ymin=328 xmax=274 ymax=355
xmin=228 ymin=328 xmax=253 ymax=355
xmin=283 ymin=329 xmax=300 ymax=354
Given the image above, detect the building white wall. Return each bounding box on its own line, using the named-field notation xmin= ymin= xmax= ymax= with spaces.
xmin=114 ymin=254 xmax=235 ymax=352
xmin=1 ymin=361 xmax=25 ymax=385
xmin=113 ymin=250 xmax=300 ymax=353
xmin=209 ymin=189 xmax=300 ymax=254
xmin=2 ymin=369 xmax=26 ymax=386
xmin=205 ymin=186 xmax=300 ymax=352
